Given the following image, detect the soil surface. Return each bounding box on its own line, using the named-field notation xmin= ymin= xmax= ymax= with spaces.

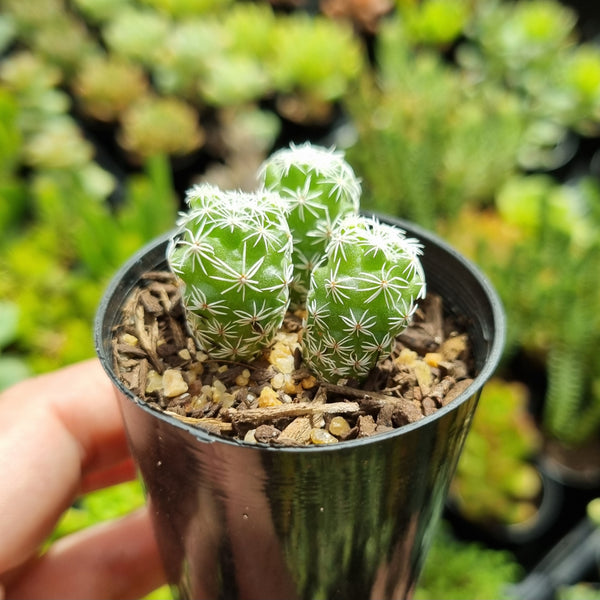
xmin=112 ymin=271 xmax=475 ymax=446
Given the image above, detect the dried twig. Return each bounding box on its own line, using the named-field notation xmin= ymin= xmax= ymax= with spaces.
xmin=320 ymin=381 xmax=395 ymax=404
xmin=224 ymin=401 xmax=360 ymax=425
xmin=164 ymin=411 xmax=234 ymax=433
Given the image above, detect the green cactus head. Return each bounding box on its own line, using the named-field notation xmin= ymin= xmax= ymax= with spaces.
xmin=258 ymin=142 xmax=361 ymax=303
xmin=303 ymin=214 xmax=426 ymax=382
xmin=167 ymin=185 xmax=293 ymax=361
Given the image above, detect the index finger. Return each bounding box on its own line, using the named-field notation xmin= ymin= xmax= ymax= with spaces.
xmin=0 ymin=359 xmax=133 ymax=574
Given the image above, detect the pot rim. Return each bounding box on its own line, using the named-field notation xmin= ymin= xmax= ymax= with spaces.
xmin=95 ymin=216 xmax=506 ymax=453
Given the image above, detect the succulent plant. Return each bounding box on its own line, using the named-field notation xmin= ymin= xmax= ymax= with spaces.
xmin=0 ymin=51 xmax=71 ymax=135
xmin=451 ymin=378 xmax=542 ymax=527
xmin=2 ymin=0 xmax=67 ymax=36
xmin=223 ymin=2 xmax=276 ymax=60
xmin=259 ymin=142 xmax=361 ymax=303
xmin=303 ymin=214 xmax=426 ymax=381
xmin=167 ymin=185 xmax=293 ymax=361
xmin=200 ymin=54 xmax=271 ymax=107
xmin=168 ymin=143 xmax=426 ymax=383
xmin=152 ymin=18 xmax=224 ymax=100
xmin=118 ymin=95 xmax=204 ymax=159
xmin=23 ymin=116 xmax=94 ymax=169
xmin=102 ymin=7 xmax=170 ymax=67
xmin=267 ymin=15 xmax=363 ymax=112
xmin=73 ymin=54 xmax=148 ymax=122
xmin=30 ymin=12 xmax=98 ymax=76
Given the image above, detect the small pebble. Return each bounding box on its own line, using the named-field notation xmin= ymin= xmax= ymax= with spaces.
xmin=283 ymin=378 xmax=300 ymax=395
xmin=310 ymin=413 xmax=325 ymax=429
xmin=310 ymin=428 xmax=338 ymax=445
xmin=414 ymin=360 xmax=433 ymax=394
xmin=145 ymin=370 xmax=163 ymax=394
xmin=376 ymin=404 xmax=395 ymax=428
xmin=187 ymin=362 xmax=204 ymax=383
xmin=212 ymin=379 xmax=226 ymax=401
xmin=395 ymin=348 xmax=417 ymax=366
xmin=163 ymin=369 xmax=188 ymax=397
xmin=328 ymin=416 xmax=351 ymax=438
xmin=212 ymin=379 xmax=235 ymax=407
xmin=235 ymin=369 xmax=251 ymax=387
xmin=244 ymin=429 xmax=257 ymax=444
xmin=178 ymin=348 xmax=192 ymax=361
xmin=255 ymin=424 xmax=281 ymax=443
xmin=424 ymin=352 xmax=443 ymax=367
xmin=258 ymin=387 xmax=282 ymax=408
xmin=190 ymin=393 xmax=209 ymax=411
xmin=268 ymin=342 xmax=295 ymax=374
xmin=121 ymin=333 xmax=139 ymax=346
xmin=271 ymin=372 xmax=286 ymax=389
xmin=422 ymin=397 xmax=438 ymax=416
xmin=301 ymin=375 xmax=318 ymax=390
xmin=283 ymin=379 xmax=302 ymax=396
xmin=441 ymin=334 xmax=468 ymax=361
xmin=221 ymin=393 xmax=236 ymax=408
xmin=357 ymin=415 xmax=377 ymax=438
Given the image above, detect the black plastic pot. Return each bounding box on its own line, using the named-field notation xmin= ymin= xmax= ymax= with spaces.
xmin=539 ymin=436 xmax=600 ymax=490
xmin=95 ymin=216 xmax=505 ymax=600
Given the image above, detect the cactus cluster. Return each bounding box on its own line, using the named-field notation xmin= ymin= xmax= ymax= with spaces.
xmin=167 ymin=143 xmax=426 ymax=382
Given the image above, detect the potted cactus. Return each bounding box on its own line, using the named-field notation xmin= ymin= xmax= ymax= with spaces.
xmin=95 ymin=142 xmax=504 ymax=599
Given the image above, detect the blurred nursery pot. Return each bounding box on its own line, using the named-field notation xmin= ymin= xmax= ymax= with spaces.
xmin=95 ymin=213 xmax=504 ymax=600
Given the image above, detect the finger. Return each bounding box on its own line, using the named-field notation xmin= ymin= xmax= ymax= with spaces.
xmin=0 ymin=359 xmax=132 ymax=573
xmin=3 ymin=507 xmax=166 ymax=600
xmin=80 ymin=457 xmax=137 ymax=495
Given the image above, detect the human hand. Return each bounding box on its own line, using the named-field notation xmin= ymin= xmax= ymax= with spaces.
xmin=0 ymin=359 xmax=165 ymax=599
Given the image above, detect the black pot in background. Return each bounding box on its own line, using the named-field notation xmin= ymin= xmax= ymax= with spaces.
xmin=539 ymin=435 xmax=600 ymax=491
xmin=95 ymin=216 xmax=505 ymax=600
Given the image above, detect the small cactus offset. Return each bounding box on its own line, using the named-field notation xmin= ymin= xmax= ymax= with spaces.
xmin=258 ymin=142 xmax=361 ymax=303
xmin=167 ymin=185 xmax=293 ymax=361
xmin=303 ymin=215 xmax=426 ymax=382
